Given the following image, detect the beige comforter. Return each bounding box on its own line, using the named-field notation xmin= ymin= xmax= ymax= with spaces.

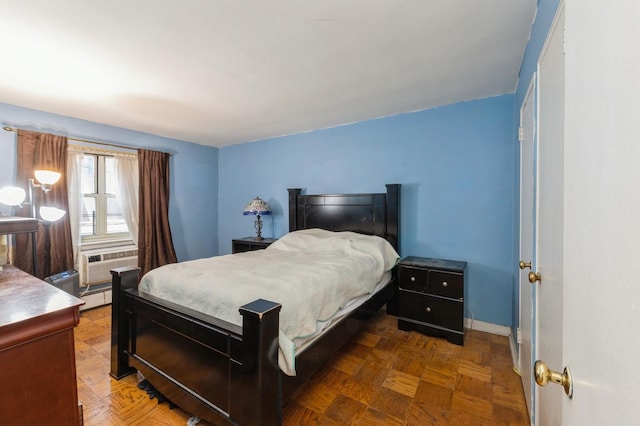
xmin=138 ymin=228 xmax=399 ymax=376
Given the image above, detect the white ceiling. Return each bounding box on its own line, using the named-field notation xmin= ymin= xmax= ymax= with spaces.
xmin=0 ymin=1 xmax=536 ymax=148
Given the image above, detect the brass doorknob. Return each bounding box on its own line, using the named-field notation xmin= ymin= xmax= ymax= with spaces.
xmin=534 ymin=360 xmax=573 ymax=397
xmin=529 ymin=271 xmax=541 ymax=283
xmin=519 ymin=260 xmax=531 ymax=270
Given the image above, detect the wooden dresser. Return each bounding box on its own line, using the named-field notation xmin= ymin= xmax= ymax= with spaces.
xmin=0 ymin=264 xmax=85 ymax=425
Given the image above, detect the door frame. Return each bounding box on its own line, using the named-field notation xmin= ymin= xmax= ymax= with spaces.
xmin=533 ymin=3 xmax=565 ymax=424
xmin=518 ymin=73 xmax=537 ymax=425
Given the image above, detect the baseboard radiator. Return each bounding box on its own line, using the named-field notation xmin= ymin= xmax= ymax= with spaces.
xmin=80 ymin=246 xmax=138 ymax=286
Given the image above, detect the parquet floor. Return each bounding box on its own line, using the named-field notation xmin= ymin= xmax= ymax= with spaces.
xmin=75 ymin=306 xmax=529 ymax=425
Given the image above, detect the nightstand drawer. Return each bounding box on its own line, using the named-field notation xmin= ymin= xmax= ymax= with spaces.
xmin=429 ymin=270 xmax=463 ymax=300
xmin=398 ymin=266 xmax=428 ymax=292
xmin=398 ymin=290 xmax=463 ymax=332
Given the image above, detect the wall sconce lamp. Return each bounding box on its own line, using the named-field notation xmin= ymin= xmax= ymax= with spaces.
xmin=243 ymin=196 xmax=272 ymax=240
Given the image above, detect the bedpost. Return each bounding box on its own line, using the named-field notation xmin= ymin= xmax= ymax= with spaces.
xmin=288 ymin=188 xmax=302 ymax=232
xmin=232 ymin=299 xmax=282 ymax=426
xmin=110 ymin=266 xmax=139 ymax=379
xmin=385 ymin=184 xmax=401 ymax=253
xmin=386 ymin=184 xmax=401 ymax=316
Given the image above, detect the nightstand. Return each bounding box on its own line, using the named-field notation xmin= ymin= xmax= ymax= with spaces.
xmin=397 ymin=256 xmax=467 ymax=345
xmin=232 ymin=237 xmax=278 ymax=254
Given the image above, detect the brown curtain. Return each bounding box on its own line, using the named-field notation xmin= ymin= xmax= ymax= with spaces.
xmin=15 ymin=130 xmax=74 ymax=278
xmin=138 ymin=148 xmax=177 ymax=277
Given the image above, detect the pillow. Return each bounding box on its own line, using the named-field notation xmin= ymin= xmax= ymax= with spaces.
xmin=268 ymin=228 xmax=399 ymax=271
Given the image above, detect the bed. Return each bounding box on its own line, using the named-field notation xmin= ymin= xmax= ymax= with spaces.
xmin=109 ymin=184 xmax=400 ymax=425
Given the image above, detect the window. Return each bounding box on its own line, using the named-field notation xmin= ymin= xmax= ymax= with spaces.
xmin=80 ymin=154 xmax=130 ymax=240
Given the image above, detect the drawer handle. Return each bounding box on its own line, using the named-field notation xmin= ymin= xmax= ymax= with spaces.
xmin=442 ymin=281 xmax=448 ymax=287
xmin=426 ymin=307 xmax=432 ymax=313
xmin=410 ymin=276 xmax=416 ymax=282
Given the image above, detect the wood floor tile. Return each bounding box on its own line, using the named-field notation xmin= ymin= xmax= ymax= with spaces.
xmin=391 ymin=354 xmax=427 ymax=377
xmin=455 ymin=373 xmax=493 ymax=401
xmin=373 ymin=336 xmax=401 ymax=353
xmin=382 ymin=369 xmax=421 ymax=398
xmin=492 ymin=383 xmax=528 ymax=413
xmin=341 ymin=341 xmax=376 ymax=359
xmin=353 ymin=331 xmax=382 ymax=348
xmin=324 ymin=394 xmax=367 ymax=424
xmin=337 ymin=376 xmax=378 ymax=406
xmin=314 ymin=365 xmax=350 ymax=389
xmin=405 ymin=400 xmax=449 ymax=426
xmin=413 ymin=380 xmax=453 ymax=408
xmin=74 ymin=305 xmax=530 ymax=425
xmin=282 ymin=401 xmax=335 ymax=426
xmin=457 ymin=358 xmax=492 ymax=382
xmin=358 ymin=407 xmax=404 ymax=426
xmin=356 ymin=359 xmax=391 ymax=386
xmin=296 ymin=383 xmax=339 ymax=414
xmin=445 ymin=409 xmax=498 ymax=426
xmin=329 ymin=353 xmax=366 ymax=375
xmin=450 ymin=391 xmax=494 ymax=422
xmin=459 ymin=347 xmax=492 ymax=367
xmin=492 ymin=403 xmax=530 ymax=425
xmin=369 ymin=387 xmax=413 ymax=419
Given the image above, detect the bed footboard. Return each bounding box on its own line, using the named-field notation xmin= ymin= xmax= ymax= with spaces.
xmin=109 ymin=267 xmax=282 ymax=425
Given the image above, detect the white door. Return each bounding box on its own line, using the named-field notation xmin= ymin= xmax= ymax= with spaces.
xmin=530 ymin=2 xmax=640 ymax=424
xmin=561 ymin=1 xmax=640 ymax=424
xmin=518 ymin=76 xmax=536 ymax=424
xmin=535 ymin=3 xmax=565 ymax=425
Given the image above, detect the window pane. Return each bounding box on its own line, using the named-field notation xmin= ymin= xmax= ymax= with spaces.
xmin=81 ymin=197 xmax=96 ymax=236
xmin=81 ymin=156 xmax=96 ymax=194
xmin=105 ymin=157 xmax=118 ymax=195
xmin=107 ymin=197 xmax=129 ymax=234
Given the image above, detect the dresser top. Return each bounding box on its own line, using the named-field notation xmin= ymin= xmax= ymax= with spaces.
xmin=399 ymin=256 xmax=467 ymax=272
xmin=0 ymin=264 xmax=84 ymax=328
xmin=0 ymin=216 xmax=39 ymax=234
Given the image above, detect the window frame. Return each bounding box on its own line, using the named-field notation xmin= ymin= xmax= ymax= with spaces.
xmin=80 ymin=152 xmax=131 ymax=243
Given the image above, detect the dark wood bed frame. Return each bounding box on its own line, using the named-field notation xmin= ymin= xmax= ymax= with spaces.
xmin=110 ymin=184 xmax=400 ymax=425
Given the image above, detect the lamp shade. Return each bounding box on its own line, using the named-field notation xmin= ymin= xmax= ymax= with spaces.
xmin=34 ymin=169 xmax=61 ymax=185
xmin=39 ymin=206 xmax=66 ymax=222
xmin=243 ymin=197 xmax=272 ymax=216
xmin=0 ymin=186 xmax=26 ymax=206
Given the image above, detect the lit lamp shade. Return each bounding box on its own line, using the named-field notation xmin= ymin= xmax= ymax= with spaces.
xmin=39 ymin=206 xmax=66 ymax=222
xmin=34 ymin=170 xmax=62 ymax=185
xmin=0 ymin=186 xmax=26 ymax=206
xmin=242 ymin=197 xmax=272 ymax=216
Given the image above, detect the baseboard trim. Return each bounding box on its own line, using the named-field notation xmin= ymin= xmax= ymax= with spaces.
xmin=80 ymin=289 xmax=112 ymax=311
xmin=464 ymin=318 xmax=511 ymax=336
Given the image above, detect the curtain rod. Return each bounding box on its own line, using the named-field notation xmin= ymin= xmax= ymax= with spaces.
xmin=2 ymin=126 xmax=172 ymax=155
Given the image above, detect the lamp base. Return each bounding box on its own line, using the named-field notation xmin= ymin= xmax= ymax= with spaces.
xmin=254 ymin=215 xmax=264 ymax=240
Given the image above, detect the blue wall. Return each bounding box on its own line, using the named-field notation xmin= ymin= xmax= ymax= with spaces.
xmin=219 ymin=95 xmax=516 ymax=327
xmin=0 ymin=102 xmax=219 ymax=262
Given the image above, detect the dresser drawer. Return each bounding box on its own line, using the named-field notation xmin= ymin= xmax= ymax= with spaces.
xmin=429 ymin=270 xmax=464 ymax=300
xmin=398 ymin=266 xmax=428 ymax=292
xmin=398 ymin=290 xmax=463 ymax=332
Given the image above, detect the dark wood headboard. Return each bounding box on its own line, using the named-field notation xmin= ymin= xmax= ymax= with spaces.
xmin=287 ymin=184 xmax=400 ymax=253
